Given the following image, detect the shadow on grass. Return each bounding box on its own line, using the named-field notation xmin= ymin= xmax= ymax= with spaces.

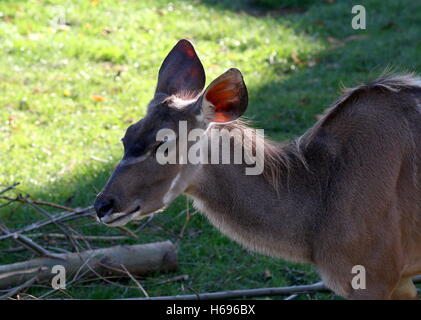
xmin=1 ymin=0 xmax=420 ymax=299
xmin=195 ymin=0 xmax=315 ymax=16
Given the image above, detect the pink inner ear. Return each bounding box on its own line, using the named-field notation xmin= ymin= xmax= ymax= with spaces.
xmin=184 ymin=47 xmax=195 ymax=58
xmin=205 ymin=81 xmax=239 ymax=122
xmin=176 ymin=40 xmax=196 ymax=58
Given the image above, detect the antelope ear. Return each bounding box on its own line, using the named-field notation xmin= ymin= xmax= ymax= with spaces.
xmin=200 ymin=68 xmax=248 ymax=123
xmin=155 ymin=39 xmax=205 ymax=96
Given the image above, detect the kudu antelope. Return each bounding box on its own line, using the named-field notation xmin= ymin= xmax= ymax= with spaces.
xmin=94 ymin=39 xmax=421 ymax=299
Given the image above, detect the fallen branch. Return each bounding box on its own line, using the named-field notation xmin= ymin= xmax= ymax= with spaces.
xmin=120 ymin=264 xmax=149 ymax=298
xmin=0 ymin=223 xmax=64 ymax=260
xmin=0 ymin=183 xmax=20 ymax=196
xmin=116 ymin=226 xmax=138 ymax=239
xmin=28 ymin=233 xmax=128 ymax=242
xmin=124 ymin=275 xmax=421 ymax=300
xmin=0 ymin=195 xmax=76 ymax=212
xmin=0 ymin=276 xmax=38 ymax=300
xmin=156 ymin=274 xmax=189 ymax=285
xmin=24 ymin=200 xmax=84 ymax=252
xmin=0 ymin=241 xmax=178 ymax=291
xmin=125 ymin=281 xmax=327 ymax=300
xmin=0 ymin=206 xmax=95 ymax=241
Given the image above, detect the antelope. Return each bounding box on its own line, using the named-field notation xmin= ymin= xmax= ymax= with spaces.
xmin=94 ymin=39 xmax=421 ymax=299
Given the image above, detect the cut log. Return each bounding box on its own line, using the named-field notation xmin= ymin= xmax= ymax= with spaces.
xmin=0 ymin=241 xmax=177 ymax=289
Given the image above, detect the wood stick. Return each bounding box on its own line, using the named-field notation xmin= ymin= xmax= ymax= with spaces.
xmin=156 ymin=274 xmax=189 ymax=285
xmin=0 ymin=224 xmax=64 ymax=260
xmin=24 ymin=201 xmax=83 ymax=252
xmin=116 ymin=226 xmax=138 ymax=239
xmin=0 ymin=195 xmax=76 ymax=212
xmin=27 ymin=233 xmax=128 ymax=241
xmin=124 ymin=276 xmax=421 ymax=300
xmin=124 ymin=282 xmax=328 ymax=300
xmin=0 ymin=241 xmax=177 ymax=290
xmin=0 ymin=276 xmax=38 ymax=300
xmin=0 ymin=207 xmax=95 ymax=241
xmin=0 ymin=183 xmax=20 ymax=196
xmin=27 ymin=200 xmax=76 ymax=212
xmin=120 ymin=264 xmax=149 ymax=298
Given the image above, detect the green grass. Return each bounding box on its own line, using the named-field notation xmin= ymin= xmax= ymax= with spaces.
xmin=0 ymin=0 xmax=420 ymax=299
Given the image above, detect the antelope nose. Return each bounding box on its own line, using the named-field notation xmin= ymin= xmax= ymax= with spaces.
xmin=94 ymin=198 xmax=114 ymax=219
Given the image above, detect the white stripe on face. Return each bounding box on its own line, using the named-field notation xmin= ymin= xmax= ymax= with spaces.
xmin=119 ymin=151 xmax=151 ymax=166
xmin=163 ymin=171 xmax=182 ymax=205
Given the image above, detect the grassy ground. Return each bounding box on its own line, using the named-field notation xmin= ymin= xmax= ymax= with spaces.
xmin=0 ymin=0 xmax=420 ymax=299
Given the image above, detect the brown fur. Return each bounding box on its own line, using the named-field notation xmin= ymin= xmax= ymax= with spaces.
xmin=188 ymin=74 xmax=421 ymax=299
xmin=94 ymin=39 xmax=421 ymax=300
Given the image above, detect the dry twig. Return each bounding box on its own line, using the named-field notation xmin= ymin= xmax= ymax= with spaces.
xmin=28 ymin=233 xmax=128 ymax=241
xmin=124 ymin=276 xmax=421 ymax=300
xmin=0 ymin=275 xmax=38 ymax=300
xmin=0 ymin=223 xmax=64 ymax=260
xmin=0 ymin=183 xmax=20 ymax=196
